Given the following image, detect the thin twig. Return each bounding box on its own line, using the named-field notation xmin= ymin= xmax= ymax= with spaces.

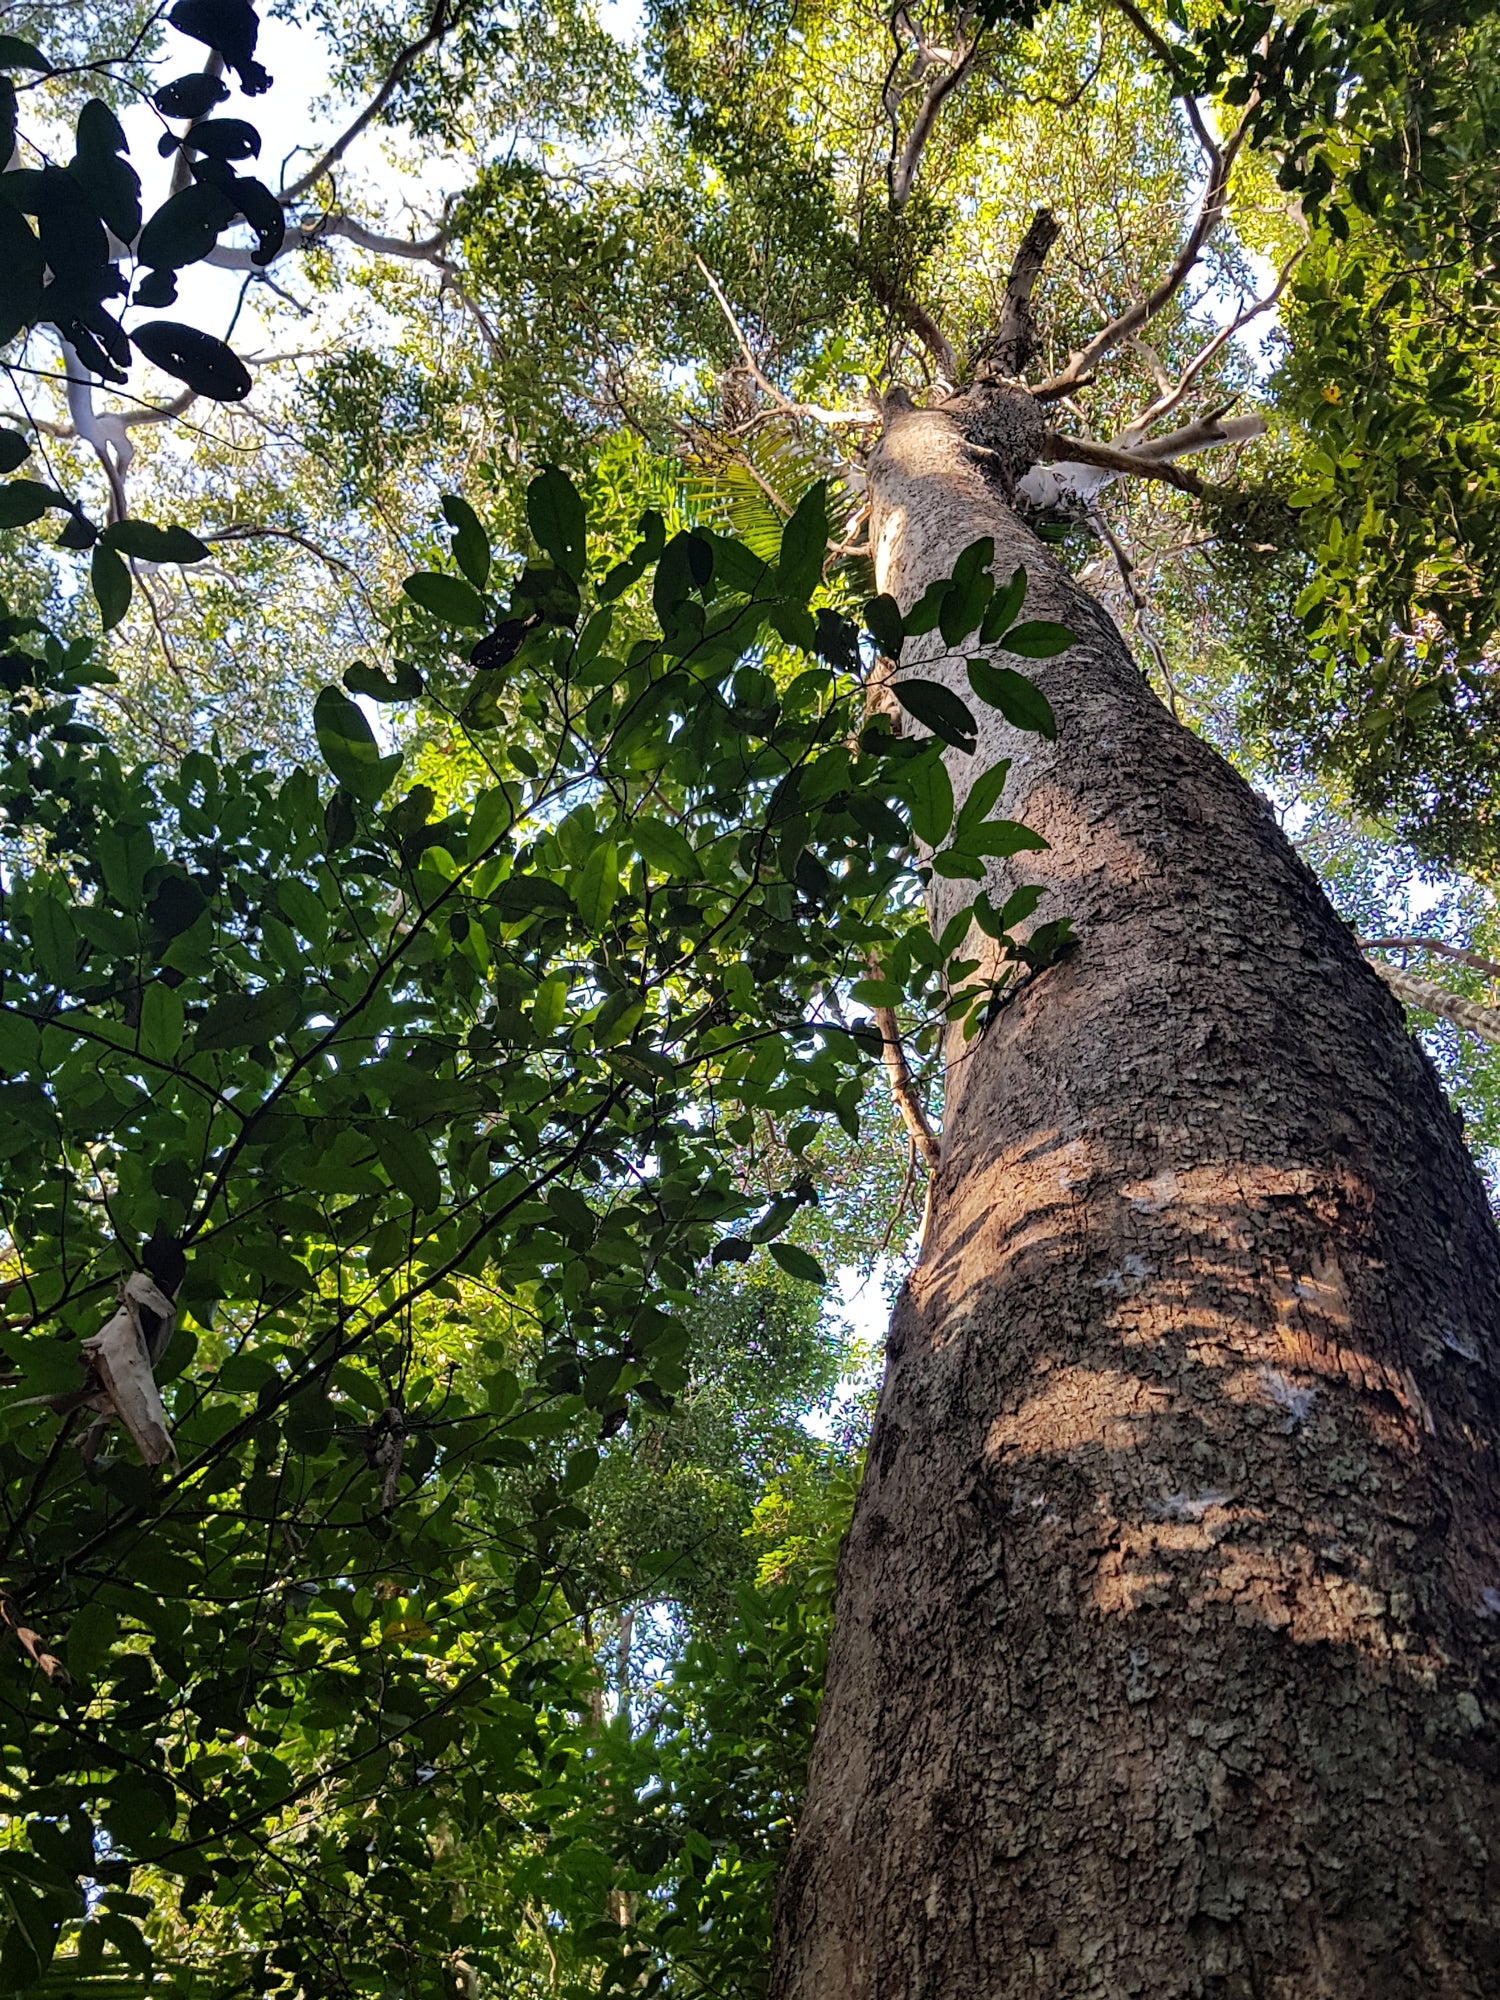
xmin=279 ymin=0 xmax=457 ymax=205
xmin=1361 ymin=936 xmax=1500 ymax=982
xmin=693 ymin=255 xmax=879 ymax=426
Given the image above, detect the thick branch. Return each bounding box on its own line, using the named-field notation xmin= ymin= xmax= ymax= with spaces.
xmin=886 ymin=4 xmax=981 ymax=214
xmin=1037 ymin=430 xmax=1209 ymax=495
xmin=973 ymin=207 xmax=1062 ymax=381
xmin=1117 ymin=250 xmax=1302 ymax=445
xmin=279 ymin=0 xmax=457 ymax=205
xmin=1371 ymin=962 xmax=1500 ymax=1048
xmin=206 ymin=215 xmax=448 ymax=272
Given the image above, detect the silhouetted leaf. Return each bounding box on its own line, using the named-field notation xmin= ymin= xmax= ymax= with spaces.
xmin=167 ymin=0 xmax=272 ymax=94
xmin=70 ymin=99 xmax=140 ymax=242
xmin=0 ymin=429 xmax=30 ymax=474
xmin=136 ymin=182 xmax=236 ymax=275
xmin=152 ymin=72 xmax=231 ymax=118
xmin=130 ymin=321 xmax=252 ymax=402
xmin=101 ymin=519 xmax=209 ymax=563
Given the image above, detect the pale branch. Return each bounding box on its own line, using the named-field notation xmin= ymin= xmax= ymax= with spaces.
xmin=1362 ymin=937 xmax=1500 ymax=982
xmin=973 ymin=207 xmax=1062 ymax=382
xmin=693 ymin=255 xmax=880 ymax=427
xmin=1371 ymin=962 xmax=1500 ymax=1048
xmin=1117 ymin=249 xmax=1303 ymax=446
xmin=1033 ymin=64 xmax=1252 ymax=398
xmin=278 ymin=0 xmax=458 ymax=205
xmin=205 ymin=215 xmax=449 ymax=272
xmin=1036 ymin=431 xmax=1210 ymax=495
xmin=1130 ymin=411 xmax=1265 ymax=462
xmin=888 ymin=19 xmax=980 ymax=214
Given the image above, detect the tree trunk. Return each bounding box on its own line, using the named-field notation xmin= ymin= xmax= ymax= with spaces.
xmin=769 ymin=395 xmax=1500 ymax=1997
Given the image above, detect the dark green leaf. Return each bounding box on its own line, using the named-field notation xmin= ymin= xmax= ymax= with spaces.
xmin=403 ymin=570 xmax=487 ymax=628
xmin=441 ymin=494 xmax=490 ymax=589
xmin=90 ymin=544 xmax=131 ymax=629
xmin=863 ymin=592 xmax=904 ymax=657
xmin=777 ymin=481 xmax=830 ymax=602
xmin=632 ymin=818 xmax=698 ymax=879
xmin=979 ymin=565 xmax=1027 ymax=643
xmin=135 ymin=183 xmax=236 ymax=274
xmin=1002 ymin=620 xmax=1075 ymax=659
xmin=966 ymin=659 xmax=1057 ymax=737
xmin=101 ymin=518 xmax=210 ymax=564
xmin=0 ymin=35 xmax=49 ymax=69
xmin=152 ymin=72 xmax=231 ymax=118
xmin=0 ymin=199 xmax=42 ymax=346
xmin=0 ymin=480 xmax=66 ymax=528
xmin=70 ymin=99 xmax=141 ymax=242
xmin=313 ymin=685 xmax=402 ymax=802
xmin=573 ymin=838 xmax=620 ymax=930
xmin=955 ymin=758 xmax=1011 ymax=839
xmin=962 ymin=818 xmax=1049 ymax=857
xmin=901 ymin=576 xmax=950 ymax=636
xmin=892 ymin=678 xmax=977 ymax=752
xmin=905 ymin=748 xmax=954 ymax=846
xmin=768 ymin=1242 xmax=827 ymax=1285
xmin=527 ymin=466 xmax=587 ymax=582
xmin=130 ymin=319 xmax=251 ymax=401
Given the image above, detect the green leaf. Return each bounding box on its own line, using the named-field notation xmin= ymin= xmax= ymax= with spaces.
xmin=101 ymin=518 xmax=210 ymax=563
xmin=979 ymin=565 xmax=1027 ymax=643
xmin=313 ymin=686 xmax=402 ymax=802
xmin=532 ymin=974 xmax=567 ymax=1035
xmin=892 ymin=678 xmax=977 ymax=752
xmin=967 ymin=659 xmax=1057 ymax=737
xmin=901 ymin=576 xmax=950 ymax=636
xmin=850 ymin=977 xmax=902 ymax=1007
xmin=768 ymin=1242 xmax=827 ymax=1285
xmin=140 ymin=980 xmax=184 ymax=1059
xmin=939 ymin=537 xmax=995 ymax=645
xmin=573 ymin=838 xmax=620 ymax=930
xmin=955 ymin=758 xmax=1012 ymax=839
xmin=931 ymin=848 xmax=987 ymax=879
xmin=67 ymin=1600 xmax=118 ymax=1681
xmin=402 ymin=570 xmax=487 ymax=628
xmin=905 ymin=749 xmax=954 ymax=846
xmin=1002 ymin=620 xmax=1075 ymax=659
xmin=863 ymin=592 xmax=904 ymax=656
xmin=975 ymin=884 xmax=1045 ymax=937
xmin=777 ymin=480 xmax=830 ymax=602
xmin=962 ymin=818 xmax=1049 ymax=857
xmin=527 ymin=466 xmax=587 ymax=582
xmin=0 ymin=480 xmax=67 ymax=528
xmin=632 ymin=818 xmax=698 ymax=879
xmin=0 ymin=428 xmax=29 ymax=474
xmin=195 ymin=986 xmax=300 ymax=1052
xmin=90 ymin=544 xmax=131 ymax=629
xmin=27 ymin=892 xmax=76 ymax=987
xmin=441 ymin=494 xmax=491 ymax=589
xmin=372 ymin=1126 xmax=441 ymax=1212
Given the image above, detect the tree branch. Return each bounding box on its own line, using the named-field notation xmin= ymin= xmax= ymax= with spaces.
xmin=1370 ymin=962 xmax=1500 ymax=1048
xmin=870 ymin=976 xmax=941 ymax=1171
xmin=972 ymin=207 xmax=1062 ymax=381
xmin=1116 ymin=248 xmax=1302 ymax=445
xmin=1032 ymin=40 xmax=1252 ymax=400
xmin=1361 ymin=936 xmax=1500 ymax=982
xmin=885 ymin=3 xmax=982 ymax=213
xmin=278 ymin=0 xmax=457 ymax=205
xmin=693 ymin=255 xmax=879 ymax=426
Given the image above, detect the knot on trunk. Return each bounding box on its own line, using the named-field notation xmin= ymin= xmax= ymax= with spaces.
xmin=947 ymin=384 xmax=1045 ymax=492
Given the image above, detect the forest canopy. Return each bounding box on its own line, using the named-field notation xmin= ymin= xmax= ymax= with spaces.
xmin=0 ymin=0 xmax=1499 ymax=1994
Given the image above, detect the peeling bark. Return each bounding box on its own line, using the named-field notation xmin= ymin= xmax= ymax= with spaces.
xmin=770 ymin=395 xmax=1500 ymax=1998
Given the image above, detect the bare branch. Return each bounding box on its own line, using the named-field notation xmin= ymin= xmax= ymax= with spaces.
xmin=278 ymin=0 xmax=457 ymax=205
xmin=869 ymin=960 xmax=942 ymax=1171
xmin=973 ymin=207 xmax=1062 ymax=381
xmin=693 ymin=255 xmax=879 ymax=427
xmin=888 ymin=21 xmax=980 ymax=213
xmin=1033 ymin=30 xmax=1253 ymax=402
xmin=1130 ymin=411 xmax=1265 ymax=462
xmin=1117 ymin=248 xmax=1303 ymax=444
xmin=1361 ymin=937 xmax=1500 ymax=982
xmin=870 ymin=273 xmax=958 ymax=387
xmin=205 ymin=215 xmax=448 ymax=271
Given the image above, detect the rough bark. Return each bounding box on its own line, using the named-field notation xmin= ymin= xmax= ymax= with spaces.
xmin=770 ymin=395 xmax=1500 ymax=1998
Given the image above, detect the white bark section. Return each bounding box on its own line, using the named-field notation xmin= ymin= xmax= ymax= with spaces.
xmin=79 ymin=1272 xmax=179 ymax=1468
xmin=1014 ymin=413 xmax=1265 ymax=510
